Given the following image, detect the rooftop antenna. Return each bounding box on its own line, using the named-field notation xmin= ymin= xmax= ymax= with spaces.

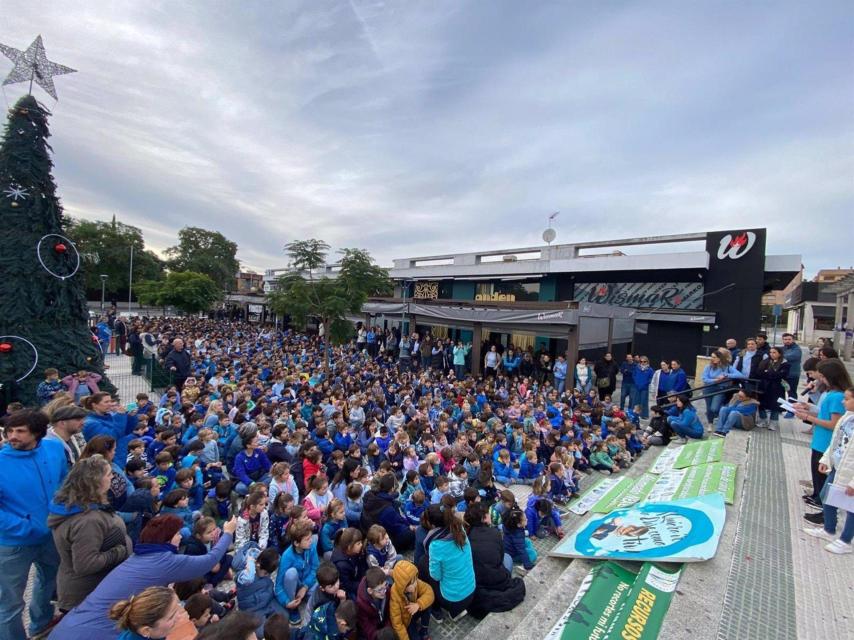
xmin=542 ymin=211 xmax=559 ymax=245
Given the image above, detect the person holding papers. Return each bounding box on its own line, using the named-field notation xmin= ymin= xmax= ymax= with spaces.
xmin=803 ymin=386 xmax=854 ymax=554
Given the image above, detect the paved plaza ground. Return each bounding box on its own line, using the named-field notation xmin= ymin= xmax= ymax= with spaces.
xmin=25 ymin=353 xmax=854 ymax=639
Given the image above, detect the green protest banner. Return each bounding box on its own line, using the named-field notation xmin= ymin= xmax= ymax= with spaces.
xmin=544 ymin=562 xmax=638 ymax=640
xmin=592 ymin=474 xmax=659 ymax=513
xmin=607 ymin=563 xmax=683 ymax=640
xmin=544 ymin=562 xmax=683 ymax=640
xmin=674 ymin=439 xmax=723 ymax=469
xmin=672 ymin=462 xmax=737 ymax=504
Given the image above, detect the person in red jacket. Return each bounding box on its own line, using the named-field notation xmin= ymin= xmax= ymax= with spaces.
xmin=356 ymin=567 xmax=392 ymax=640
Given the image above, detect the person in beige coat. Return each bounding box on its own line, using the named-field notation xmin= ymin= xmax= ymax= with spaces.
xmin=47 ymin=454 xmax=133 ymax=611
xmin=803 ymin=387 xmax=854 ymax=555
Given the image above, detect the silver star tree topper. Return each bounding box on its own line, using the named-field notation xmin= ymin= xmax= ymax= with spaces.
xmin=0 ymin=35 xmax=76 ymax=100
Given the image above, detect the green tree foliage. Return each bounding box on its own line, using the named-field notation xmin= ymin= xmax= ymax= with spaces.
xmin=67 ymin=216 xmax=165 ymax=299
xmin=267 ymin=240 xmax=391 ymax=368
xmin=165 ymin=227 xmax=239 ymax=290
xmin=136 ymin=271 xmax=222 ymax=315
xmin=0 ymin=96 xmax=113 ymax=403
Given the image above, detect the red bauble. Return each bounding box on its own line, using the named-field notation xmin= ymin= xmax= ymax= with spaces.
xmin=54 ymin=243 xmax=67 ymax=253
xmin=0 ymin=342 xmax=12 ymax=353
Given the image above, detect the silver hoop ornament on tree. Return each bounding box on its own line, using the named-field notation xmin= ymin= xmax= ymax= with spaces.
xmin=36 ymin=233 xmax=80 ymax=280
xmin=0 ymin=335 xmax=39 ymax=382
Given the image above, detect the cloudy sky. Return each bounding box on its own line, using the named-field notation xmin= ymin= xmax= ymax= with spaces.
xmin=2 ymin=2 xmax=851 ymax=275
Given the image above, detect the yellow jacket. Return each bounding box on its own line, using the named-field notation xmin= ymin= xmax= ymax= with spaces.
xmin=389 ymin=560 xmax=435 ymax=640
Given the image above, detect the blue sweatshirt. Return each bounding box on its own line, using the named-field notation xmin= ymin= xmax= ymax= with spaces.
xmin=0 ymin=439 xmax=67 ymax=546
xmin=275 ymin=542 xmax=320 ymax=605
xmin=83 ymin=412 xmax=138 ymax=467
xmin=668 ymin=407 xmax=704 ymax=439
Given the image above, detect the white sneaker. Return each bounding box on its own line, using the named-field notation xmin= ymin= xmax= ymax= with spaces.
xmin=825 ymin=540 xmax=853 ymax=555
xmin=803 ymin=526 xmax=835 ymax=542
xmin=674 ymin=436 xmax=688 ymax=445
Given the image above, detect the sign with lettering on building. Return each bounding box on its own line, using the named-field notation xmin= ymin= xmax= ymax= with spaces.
xmin=413 ymin=281 xmax=439 ymax=299
xmin=574 ymin=282 xmax=704 ymax=310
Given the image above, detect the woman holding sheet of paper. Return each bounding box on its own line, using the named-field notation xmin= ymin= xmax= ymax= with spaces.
xmin=803 ymin=386 xmax=854 ymax=555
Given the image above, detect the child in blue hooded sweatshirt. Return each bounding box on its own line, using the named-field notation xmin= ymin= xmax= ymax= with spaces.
xmin=525 ymin=477 xmax=565 ymax=539
xmin=518 ymin=450 xmax=544 ymax=483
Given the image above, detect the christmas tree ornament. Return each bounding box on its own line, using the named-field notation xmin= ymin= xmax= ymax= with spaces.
xmin=0 ymin=35 xmax=76 ymax=100
xmin=3 ymin=184 xmax=29 ymax=201
xmin=0 ymin=336 xmax=39 ymax=382
xmin=37 ymin=233 xmax=80 ymax=280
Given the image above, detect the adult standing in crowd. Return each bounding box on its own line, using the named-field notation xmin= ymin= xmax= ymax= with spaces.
xmin=755 ymin=332 xmax=771 ymax=359
xmin=82 ymin=392 xmax=138 ymax=472
xmin=796 ymin=360 xmax=851 ymax=517
xmin=594 ymin=353 xmax=619 ymax=401
xmin=734 ymin=338 xmax=767 ymax=391
xmin=574 ymin=357 xmax=593 ymax=394
xmin=113 ymin=315 xmax=128 ymax=356
xmin=781 ymin=333 xmax=803 ymax=417
xmin=48 ymin=454 xmax=133 ymax=612
xmin=46 ymin=404 xmax=88 ymax=469
xmin=725 ymin=338 xmax=740 ymax=363
xmin=631 ymin=356 xmax=654 ymax=418
xmin=127 ymin=322 xmax=144 ymax=375
xmin=164 ymin=338 xmax=192 ymax=391
xmin=619 ymin=353 xmax=635 ymax=411
xmin=669 ymin=359 xmax=690 ymax=394
xmin=484 ymin=345 xmax=501 ymax=379
xmin=553 ymin=354 xmax=568 ymax=394
xmin=52 ymin=514 xmax=236 ymax=639
xmin=755 ymin=346 xmax=790 ymax=430
xmin=0 ymin=409 xmax=67 ymax=640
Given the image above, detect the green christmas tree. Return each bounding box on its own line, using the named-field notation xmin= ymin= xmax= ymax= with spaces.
xmin=0 ymin=95 xmax=113 ymax=406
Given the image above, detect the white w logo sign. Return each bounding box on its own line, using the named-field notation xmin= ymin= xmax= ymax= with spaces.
xmin=717 ymin=232 xmax=756 ymax=260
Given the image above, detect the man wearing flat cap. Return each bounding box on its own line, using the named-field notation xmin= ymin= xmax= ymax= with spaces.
xmin=45 ymin=405 xmax=87 ymax=469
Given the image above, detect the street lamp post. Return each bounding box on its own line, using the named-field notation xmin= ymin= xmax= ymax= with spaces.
xmin=100 ymin=274 xmax=108 ymax=312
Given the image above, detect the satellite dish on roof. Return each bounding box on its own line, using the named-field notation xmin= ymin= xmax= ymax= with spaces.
xmin=542 ymin=228 xmax=556 ymax=244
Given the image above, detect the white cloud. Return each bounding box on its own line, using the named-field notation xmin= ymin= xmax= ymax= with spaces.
xmin=1 ymin=1 xmax=851 ymax=275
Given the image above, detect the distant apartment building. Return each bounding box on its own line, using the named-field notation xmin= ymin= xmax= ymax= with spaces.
xmin=784 ymin=268 xmax=854 ymax=345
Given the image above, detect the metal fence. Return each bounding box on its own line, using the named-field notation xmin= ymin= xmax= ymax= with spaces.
xmin=104 ymin=352 xmax=172 ymax=403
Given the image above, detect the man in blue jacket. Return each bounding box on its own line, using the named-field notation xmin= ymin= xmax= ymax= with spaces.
xmin=781 ymin=333 xmax=802 ymax=410
xmin=0 ymin=409 xmax=68 ymax=640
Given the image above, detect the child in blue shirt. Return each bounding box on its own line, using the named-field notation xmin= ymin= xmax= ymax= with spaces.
xmin=519 ymin=450 xmax=544 ymax=482
xmin=345 ymin=483 xmax=364 ymax=528
xmin=150 ymin=451 xmax=177 ymax=496
xmin=404 ymin=490 xmax=427 ymax=526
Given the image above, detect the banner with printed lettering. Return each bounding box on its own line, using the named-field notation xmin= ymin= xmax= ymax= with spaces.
xmin=670 ymin=462 xmax=737 ymax=504
xmin=592 ymin=474 xmax=659 ymax=513
xmin=674 ymin=439 xmax=723 ymax=469
xmin=543 ymin=562 xmax=637 ymax=640
xmin=650 ymin=447 xmax=682 ymax=474
xmin=607 ymin=563 xmax=683 ymax=640
xmin=570 ymin=476 xmax=623 ymax=515
xmin=550 ymin=494 xmax=726 ymax=562
xmin=543 ymin=562 xmax=682 ymax=640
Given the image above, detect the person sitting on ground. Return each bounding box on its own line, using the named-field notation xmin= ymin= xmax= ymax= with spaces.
xmin=713 ymin=389 xmax=760 ymax=438
xmin=667 ymin=394 xmax=705 ymax=443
